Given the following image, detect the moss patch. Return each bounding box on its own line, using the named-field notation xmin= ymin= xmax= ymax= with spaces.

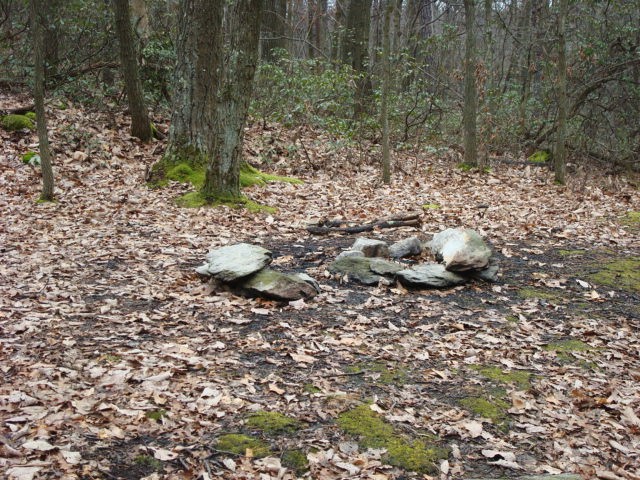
xmin=166 ymin=162 xmax=205 ymax=187
xmin=303 ymin=383 xmax=321 ymax=394
xmin=337 ymin=404 xmax=448 ymax=473
xmin=543 ymin=339 xmax=595 ymax=367
xmin=2 ymin=114 xmax=34 ymax=131
xmin=459 ymin=395 xmax=510 ymax=430
xmin=471 ymin=365 xmax=532 ymax=390
xmin=175 ymin=191 xmax=276 ymax=213
xmin=528 ymin=150 xmax=550 ymax=163
xmin=588 ymin=257 xmax=640 ymax=293
xmin=457 ymin=162 xmax=474 ymax=172
xmin=133 ymin=454 xmax=163 ymax=471
xmin=281 ymin=449 xmax=309 ymax=475
xmin=621 ymin=211 xmax=640 ymax=226
xmin=24 ymin=111 xmax=36 ymax=121
xmin=145 ymin=409 xmax=167 ymax=421
xmin=518 ymin=287 xmax=564 ymax=302
xmin=347 ymin=361 xmax=408 ymax=386
xmin=245 ymin=411 xmax=299 ymax=435
xmin=240 ymin=163 xmax=302 ymax=188
xmin=422 ymin=203 xmax=441 ymax=210
xmin=215 ymin=433 xmax=271 ymax=457
xmin=558 ymin=249 xmax=586 ymax=256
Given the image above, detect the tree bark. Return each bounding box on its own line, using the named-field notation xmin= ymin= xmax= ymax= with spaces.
xmin=113 ymin=0 xmax=151 ymax=141
xmin=463 ymin=0 xmax=478 ymax=167
xmin=31 ymin=0 xmax=54 ymax=201
xmin=554 ymin=0 xmax=568 ymax=184
xmin=381 ymin=0 xmax=393 ymax=184
xmin=341 ymin=0 xmax=373 ymax=118
xmin=166 ymin=0 xmax=223 ymax=164
xmin=202 ymin=0 xmax=263 ymax=200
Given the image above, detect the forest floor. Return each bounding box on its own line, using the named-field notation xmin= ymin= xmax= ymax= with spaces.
xmin=1 ymin=97 xmax=640 ymax=480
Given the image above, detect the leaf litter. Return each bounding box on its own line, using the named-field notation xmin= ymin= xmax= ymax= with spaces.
xmin=1 ymin=97 xmax=639 ymax=479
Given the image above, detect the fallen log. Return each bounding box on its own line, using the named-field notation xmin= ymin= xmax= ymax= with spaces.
xmin=307 ymin=212 xmax=422 ymax=235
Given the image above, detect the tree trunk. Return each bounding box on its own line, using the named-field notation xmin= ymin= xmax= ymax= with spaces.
xmin=31 ymin=0 xmax=54 ymax=201
xmin=113 ymin=0 xmax=151 ymax=141
xmin=166 ymin=0 xmax=222 ymax=165
xmin=463 ymin=0 xmax=478 ymax=167
xmin=381 ymin=0 xmax=393 ymax=184
xmin=554 ymin=0 xmax=568 ymax=184
xmin=261 ymin=0 xmax=287 ymax=61
xmin=202 ymin=0 xmax=263 ymax=200
xmin=341 ymin=0 xmax=373 ymax=118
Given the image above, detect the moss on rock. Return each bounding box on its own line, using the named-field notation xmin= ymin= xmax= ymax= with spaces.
xmin=2 ymin=114 xmax=34 ymax=131
xmin=337 ymin=404 xmax=448 ymax=473
xmin=245 ymin=411 xmax=299 ymax=435
xmin=24 ymin=111 xmax=36 ymax=121
xmin=215 ymin=433 xmax=271 ymax=457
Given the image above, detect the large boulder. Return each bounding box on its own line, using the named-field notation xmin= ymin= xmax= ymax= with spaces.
xmin=389 ymin=236 xmax=423 ymax=259
xmin=352 ymin=238 xmax=389 ymax=258
xmin=396 ymin=263 xmax=467 ymax=288
xmin=329 ymin=256 xmax=403 ymax=286
xmin=240 ymin=269 xmax=319 ymax=301
xmin=196 ymin=243 xmax=272 ymax=281
xmin=429 ymin=228 xmax=491 ymax=272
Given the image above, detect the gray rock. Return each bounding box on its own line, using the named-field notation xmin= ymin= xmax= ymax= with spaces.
xmin=468 ymin=263 xmax=500 ymax=282
xmin=200 ymin=243 xmax=272 ymax=282
xmin=240 ymin=269 xmax=318 ymax=301
xmin=352 ymin=238 xmax=389 ymax=258
xmin=329 ymin=256 xmax=403 ymax=286
xmin=295 ymin=273 xmax=321 ymax=293
xmin=389 ymin=236 xmax=423 ymax=258
xmin=429 ymin=228 xmax=491 ymax=272
xmin=396 ymin=263 xmax=467 ymax=288
xmin=335 ymin=250 xmax=365 ymax=261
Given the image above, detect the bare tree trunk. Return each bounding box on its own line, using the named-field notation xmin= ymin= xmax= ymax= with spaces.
xmin=463 ymin=0 xmax=478 ymax=167
xmin=165 ymin=1 xmax=222 ymax=166
xmin=202 ymin=0 xmax=263 ymax=200
xmin=31 ymin=0 xmax=54 ymax=201
xmin=113 ymin=0 xmax=151 ymax=141
xmin=381 ymin=0 xmax=393 ymax=184
xmin=554 ymin=0 xmax=568 ymax=184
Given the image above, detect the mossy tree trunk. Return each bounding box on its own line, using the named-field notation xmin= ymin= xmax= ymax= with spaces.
xmin=165 ymin=0 xmax=223 ymax=170
xmin=201 ymin=0 xmax=263 ymax=201
xmin=554 ymin=0 xmax=568 ymax=185
xmin=463 ymin=0 xmax=479 ymax=167
xmin=31 ymin=0 xmax=54 ymax=201
xmin=113 ymin=0 xmax=152 ymax=142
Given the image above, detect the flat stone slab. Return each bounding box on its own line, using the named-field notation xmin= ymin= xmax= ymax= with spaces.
xmin=329 ymin=256 xmax=403 ymax=285
xmin=240 ymin=269 xmax=318 ymax=301
xmin=396 ymin=263 xmax=467 ymax=288
xmin=198 ymin=243 xmax=272 ymax=282
xmin=352 ymin=238 xmax=389 ymax=258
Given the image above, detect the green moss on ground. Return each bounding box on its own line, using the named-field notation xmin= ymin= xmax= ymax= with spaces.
xmin=303 ymin=383 xmax=321 ymax=394
xmin=588 ymin=257 xmax=640 ymax=293
xmin=471 ymin=365 xmax=532 ymax=390
xmin=337 ymin=404 xmax=448 ymax=473
xmin=21 ymin=151 xmax=39 ymax=165
xmin=240 ymin=163 xmax=302 ymax=188
xmin=558 ymin=249 xmax=586 ymax=256
xmin=245 ymin=411 xmax=299 ymax=435
xmin=528 ymin=150 xmax=550 ymax=163
xmin=459 ymin=395 xmax=510 ymax=431
xmin=347 ymin=361 xmax=408 ymax=386
xmin=2 ymin=114 xmax=34 ymax=131
xmin=622 ymin=211 xmax=640 ymax=226
xmin=24 ymin=111 xmax=36 ymax=121
xmin=175 ymin=191 xmax=276 ymax=213
xmin=543 ymin=339 xmax=597 ymax=367
xmin=145 ymin=409 xmax=167 ymax=421
xmin=422 ymin=203 xmax=441 ymax=210
xmin=281 ymin=449 xmax=309 ymax=475
xmin=133 ymin=454 xmax=163 ymax=470
xmin=166 ymin=162 xmax=205 ymax=187
xmin=457 ymin=162 xmax=474 ymax=172
xmin=518 ymin=287 xmax=564 ymax=302
xmin=215 ymin=434 xmax=271 ymax=457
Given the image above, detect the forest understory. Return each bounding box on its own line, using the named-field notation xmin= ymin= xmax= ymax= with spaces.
xmin=1 ymin=98 xmax=639 ymax=480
